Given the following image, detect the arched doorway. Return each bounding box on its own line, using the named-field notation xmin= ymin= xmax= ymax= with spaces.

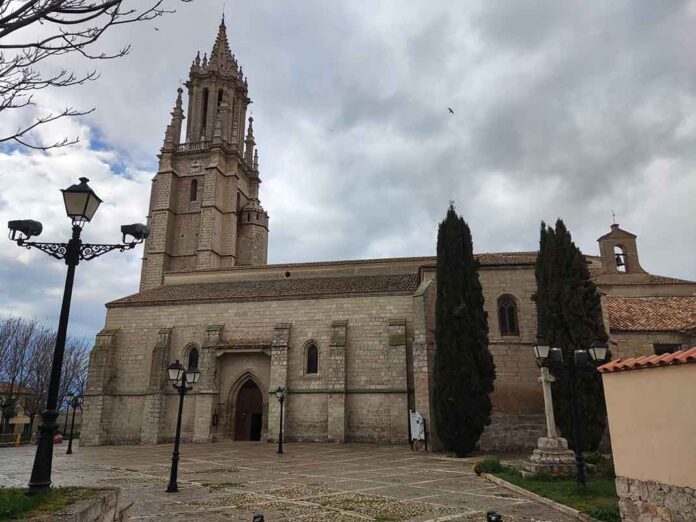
xmin=235 ymin=380 xmax=263 ymax=441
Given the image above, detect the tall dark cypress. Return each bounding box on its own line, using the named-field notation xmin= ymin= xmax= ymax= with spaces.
xmin=534 ymin=219 xmax=609 ymax=451
xmin=433 ymin=205 xmax=495 ymax=457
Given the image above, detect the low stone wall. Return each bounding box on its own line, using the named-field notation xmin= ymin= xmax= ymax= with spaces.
xmin=616 ymin=476 xmax=696 ymax=522
xmin=38 ymin=489 xmax=129 ymax=522
xmin=479 ymin=414 xmax=545 ymax=452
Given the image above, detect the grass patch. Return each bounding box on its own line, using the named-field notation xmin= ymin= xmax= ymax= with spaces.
xmin=478 ymin=455 xmax=620 ymax=522
xmin=0 ymin=487 xmax=97 ymax=520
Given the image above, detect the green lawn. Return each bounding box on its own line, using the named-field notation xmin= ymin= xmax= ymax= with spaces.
xmin=0 ymin=487 xmax=97 ymax=520
xmin=476 ymin=457 xmax=621 ymax=522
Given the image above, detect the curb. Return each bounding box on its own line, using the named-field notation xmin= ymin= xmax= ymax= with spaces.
xmin=481 ymin=473 xmax=598 ymax=522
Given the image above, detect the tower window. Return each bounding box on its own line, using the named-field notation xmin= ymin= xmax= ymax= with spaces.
xmin=187 ymin=347 xmax=199 ymax=370
xmin=497 ymin=295 xmax=519 ymax=336
xmin=217 ymin=89 xmax=223 ymax=106
xmin=190 ymin=179 xmax=198 ymax=201
xmin=306 ymin=343 xmax=318 ymax=374
xmin=614 ymin=245 xmax=627 ymax=272
xmin=201 ymin=88 xmax=209 ymax=135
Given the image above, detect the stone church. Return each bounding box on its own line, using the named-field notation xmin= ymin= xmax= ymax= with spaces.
xmin=81 ymin=21 xmax=696 ymax=450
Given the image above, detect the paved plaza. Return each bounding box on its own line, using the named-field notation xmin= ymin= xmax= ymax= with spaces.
xmin=0 ymin=442 xmax=575 ymax=521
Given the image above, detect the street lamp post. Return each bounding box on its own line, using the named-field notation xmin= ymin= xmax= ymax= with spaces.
xmin=166 ymin=360 xmax=200 ymax=493
xmin=66 ymin=393 xmax=82 ymax=455
xmin=533 ymin=336 xmax=608 ymax=487
xmin=274 ymin=387 xmax=286 ymax=455
xmin=7 ymin=177 xmax=149 ymax=494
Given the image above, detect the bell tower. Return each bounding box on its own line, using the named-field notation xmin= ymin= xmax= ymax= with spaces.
xmin=140 ymin=19 xmax=269 ymax=291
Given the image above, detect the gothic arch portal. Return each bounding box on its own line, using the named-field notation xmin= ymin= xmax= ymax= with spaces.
xmin=225 ymin=371 xmax=268 ymax=441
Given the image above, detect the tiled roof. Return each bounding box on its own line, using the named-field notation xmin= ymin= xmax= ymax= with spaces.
xmin=598 ymin=346 xmax=696 ymax=373
xmin=109 ymin=273 xmax=421 ymax=308
xmin=181 ymin=252 xmax=544 ymax=274
xmin=590 ymin=269 xmax=696 ymax=285
xmin=606 ymin=296 xmax=696 ymax=332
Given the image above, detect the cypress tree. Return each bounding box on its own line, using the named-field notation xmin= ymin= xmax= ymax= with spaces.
xmin=433 ymin=205 xmax=495 ymax=457
xmin=534 ymin=219 xmax=609 ymax=452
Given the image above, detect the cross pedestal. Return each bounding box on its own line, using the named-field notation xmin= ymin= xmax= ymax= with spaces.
xmin=522 ymin=367 xmax=576 ymax=476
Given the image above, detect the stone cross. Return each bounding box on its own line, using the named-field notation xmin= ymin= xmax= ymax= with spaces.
xmin=539 ymin=366 xmax=558 ymax=438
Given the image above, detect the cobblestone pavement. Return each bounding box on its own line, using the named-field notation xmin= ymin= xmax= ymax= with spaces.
xmin=0 ymin=442 xmax=576 ymax=521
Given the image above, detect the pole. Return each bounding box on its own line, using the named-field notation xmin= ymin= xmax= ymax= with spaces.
xmin=539 ymin=366 xmax=558 ymax=438
xmin=568 ymin=355 xmax=586 ymax=487
xmin=277 ymin=397 xmax=284 ymax=455
xmin=66 ymin=401 xmax=77 ymax=455
xmin=28 ymin=225 xmax=81 ymax=494
xmin=63 ymin=405 xmax=69 ymax=434
xmin=167 ymin=381 xmax=186 ymax=493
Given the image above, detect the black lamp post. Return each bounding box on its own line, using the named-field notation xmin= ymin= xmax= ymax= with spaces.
xmin=166 ymin=360 xmax=200 ymax=493
xmin=274 ymin=387 xmax=286 ymax=454
xmin=66 ymin=393 xmax=82 ymax=455
xmin=533 ymin=336 xmax=608 ymax=487
xmin=7 ymin=177 xmax=149 ymax=494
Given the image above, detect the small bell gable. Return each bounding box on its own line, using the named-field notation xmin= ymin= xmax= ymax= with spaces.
xmin=597 ymin=224 xmax=646 ymax=274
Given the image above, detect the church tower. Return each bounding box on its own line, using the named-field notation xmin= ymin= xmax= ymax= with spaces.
xmin=140 ymin=19 xmax=269 ymax=291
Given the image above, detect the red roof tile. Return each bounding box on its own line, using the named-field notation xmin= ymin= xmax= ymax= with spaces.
xmin=598 ymin=346 xmax=696 ymax=373
xmin=606 ymin=296 xmax=696 ymax=332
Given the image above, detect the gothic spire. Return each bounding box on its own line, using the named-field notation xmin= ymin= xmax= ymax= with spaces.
xmin=208 ymin=17 xmax=236 ymax=74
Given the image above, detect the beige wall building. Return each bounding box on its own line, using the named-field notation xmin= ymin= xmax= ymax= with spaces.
xmin=599 ymin=347 xmax=696 ymax=521
xmin=81 ymin=21 xmax=696 ymax=450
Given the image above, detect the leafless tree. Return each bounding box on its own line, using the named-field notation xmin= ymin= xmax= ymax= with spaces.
xmin=0 ymin=316 xmax=90 ymax=433
xmin=0 ymin=0 xmax=192 ymax=150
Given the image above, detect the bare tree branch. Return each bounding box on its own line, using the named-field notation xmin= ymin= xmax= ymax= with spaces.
xmin=0 ymin=0 xmax=192 ymax=151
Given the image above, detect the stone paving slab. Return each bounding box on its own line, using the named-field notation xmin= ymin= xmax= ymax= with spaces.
xmin=0 ymin=441 xmax=577 ymax=521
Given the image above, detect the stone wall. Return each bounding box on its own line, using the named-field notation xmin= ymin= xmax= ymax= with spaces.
xmin=616 ymin=476 xmax=696 ymax=522
xmin=84 ymin=292 xmax=417 ymax=445
xmin=479 ymin=413 xmax=545 ymax=452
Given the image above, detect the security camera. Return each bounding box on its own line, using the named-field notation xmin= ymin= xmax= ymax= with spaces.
xmin=8 ymin=219 xmax=43 ymax=241
xmin=120 ymin=223 xmax=150 ymax=243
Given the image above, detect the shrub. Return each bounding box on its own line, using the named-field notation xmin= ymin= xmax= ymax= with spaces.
xmin=474 ymin=457 xmax=503 ymax=475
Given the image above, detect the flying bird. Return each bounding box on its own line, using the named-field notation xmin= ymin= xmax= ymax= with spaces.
xmin=154 ymin=27 xmax=160 ymax=31
xmin=448 ymin=107 xmax=454 ymax=114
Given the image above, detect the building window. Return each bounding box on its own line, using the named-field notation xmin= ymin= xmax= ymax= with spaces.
xmin=190 ymin=179 xmax=198 ymax=201
xmin=187 ymin=347 xmax=199 ymax=369
xmin=497 ymin=295 xmax=519 ymax=336
xmin=654 ymin=343 xmax=681 ymax=356
xmin=306 ymin=343 xmax=318 ymax=374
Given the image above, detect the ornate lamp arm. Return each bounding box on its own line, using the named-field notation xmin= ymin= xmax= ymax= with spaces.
xmin=15 ymin=240 xmax=69 ymax=261
xmin=15 ymin=239 xmax=141 ymax=262
xmin=79 ymin=242 xmax=139 ymax=261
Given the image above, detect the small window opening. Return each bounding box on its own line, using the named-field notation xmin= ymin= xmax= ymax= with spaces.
xmin=306 ymin=344 xmax=318 ymax=374
xmin=187 ymin=348 xmax=199 ymax=370
xmin=498 ymin=295 xmax=519 ymax=336
xmin=614 ymin=245 xmax=627 ymax=272
xmin=217 ymin=89 xmax=223 ymax=106
xmin=255 ymin=212 xmax=259 ymax=221
xmin=654 ymin=343 xmax=681 ymax=356
xmin=190 ymin=178 xmax=198 ymax=201
xmin=201 ymin=88 xmax=209 ymax=134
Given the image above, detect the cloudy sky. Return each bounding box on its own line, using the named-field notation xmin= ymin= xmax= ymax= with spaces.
xmin=1 ymin=0 xmax=695 ymax=339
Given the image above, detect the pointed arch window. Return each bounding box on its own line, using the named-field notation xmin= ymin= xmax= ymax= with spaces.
xmin=187 ymin=347 xmax=199 ymax=370
xmin=497 ymin=295 xmax=519 ymax=336
xmin=306 ymin=343 xmax=318 ymax=374
xmin=190 ymin=178 xmax=198 ymax=201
